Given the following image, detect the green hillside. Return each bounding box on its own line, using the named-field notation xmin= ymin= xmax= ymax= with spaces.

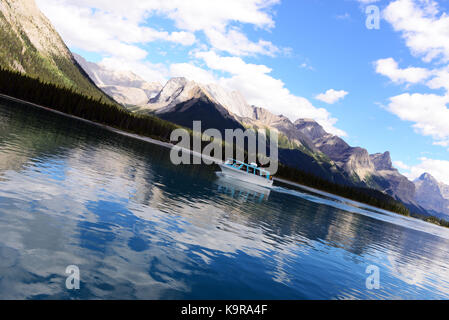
xmin=0 ymin=4 xmax=108 ymax=101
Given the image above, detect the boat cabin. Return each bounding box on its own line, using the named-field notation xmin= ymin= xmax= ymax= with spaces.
xmin=224 ymin=159 xmax=272 ymax=181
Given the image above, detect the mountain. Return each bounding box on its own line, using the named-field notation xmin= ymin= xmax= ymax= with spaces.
xmin=0 ymin=0 xmax=106 ymax=100
xmin=414 ymin=173 xmax=449 ymax=218
xmin=142 ymin=78 xmax=321 ymax=152
xmin=72 ymin=60 xmax=426 ymax=213
xmin=140 ymin=77 xmax=244 ymax=133
xmin=369 ymin=152 xmax=417 ymax=206
xmin=371 ymin=152 xmax=393 ymax=171
xmin=157 ymin=95 xmax=245 ymax=134
xmin=243 ymin=109 xmax=319 ymax=152
xmin=135 ymin=77 xmax=352 ymax=182
xmin=294 ymin=119 xmax=420 ymax=208
xmin=73 ymin=53 xmax=162 ymax=106
xmin=142 ymin=77 xmax=255 ymax=118
xmin=295 ymin=119 xmax=376 ymax=181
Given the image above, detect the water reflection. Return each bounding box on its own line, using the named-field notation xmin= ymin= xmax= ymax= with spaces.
xmin=1 ymin=100 xmax=449 ymax=299
xmin=215 ymin=172 xmax=270 ymax=203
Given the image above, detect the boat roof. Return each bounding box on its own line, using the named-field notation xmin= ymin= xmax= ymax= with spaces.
xmin=226 ymin=159 xmax=271 ymax=175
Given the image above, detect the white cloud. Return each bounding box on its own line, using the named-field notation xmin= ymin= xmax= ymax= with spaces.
xmin=204 ymin=27 xmax=280 ymax=57
xmin=315 ymin=89 xmax=348 ymax=104
xmin=375 ymin=58 xmax=432 ymax=84
xmin=378 ymin=1 xmax=449 ymax=149
xmin=393 ymin=160 xmax=411 ymax=170
xmin=384 ymin=0 xmax=449 ymax=63
xmin=169 ymin=63 xmax=217 ymax=84
xmin=194 ymin=51 xmax=346 ymax=136
xmin=36 ymin=0 xmax=196 ymax=59
xmin=36 ymin=0 xmax=280 ymax=58
xmin=387 ymin=92 xmax=449 ymax=143
xmin=427 ymin=66 xmax=449 ymax=91
xmin=401 ymin=157 xmax=449 ymax=185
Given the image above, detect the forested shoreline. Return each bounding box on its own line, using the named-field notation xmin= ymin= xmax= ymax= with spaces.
xmin=2 ymin=66 xmax=447 ymax=225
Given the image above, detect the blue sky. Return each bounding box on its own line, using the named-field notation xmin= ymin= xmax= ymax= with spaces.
xmin=36 ymin=0 xmax=449 ymax=184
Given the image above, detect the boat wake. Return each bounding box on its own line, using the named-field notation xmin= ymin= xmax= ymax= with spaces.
xmin=270 ymin=185 xmax=449 ymax=240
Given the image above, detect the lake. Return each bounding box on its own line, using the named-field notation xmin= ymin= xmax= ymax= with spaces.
xmin=1 ymin=99 xmax=449 ymax=299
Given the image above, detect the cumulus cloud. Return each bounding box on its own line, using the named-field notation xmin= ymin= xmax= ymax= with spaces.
xmin=36 ymin=0 xmax=196 ymax=58
xmin=427 ymin=66 xmax=449 ymax=91
xmin=194 ymin=51 xmax=346 ymax=136
xmin=169 ymin=63 xmax=217 ymax=85
xmin=384 ymin=0 xmax=449 ymax=63
xmin=377 ymin=1 xmax=449 ymax=149
xmin=204 ymin=28 xmax=280 ymax=57
xmin=393 ymin=160 xmax=411 ymax=170
xmin=36 ymin=0 xmax=280 ymax=58
xmin=315 ymin=89 xmax=349 ymax=104
xmin=387 ymin=93 xmax=449 ymax=143
xmin=375 ymin=58 xmax=432 ymax=84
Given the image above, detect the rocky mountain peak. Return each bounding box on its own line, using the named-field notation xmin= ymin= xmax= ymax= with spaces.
xmin=416 ymin=172 xmax=438 ymax=184
xmin=294 ymin=118 xmax=329 ymax=142
xmin=414 ymin=172 xmax=449 ymax=217
xmin=370 ymin=151 xmax=393 ymax=171
xmin=202 ymin=84 xmax=254 ymax=119
xmin=147 ymin=77 xmax=209 ymax=112
xmin=0 ymin=0 xmax=71 ymax=59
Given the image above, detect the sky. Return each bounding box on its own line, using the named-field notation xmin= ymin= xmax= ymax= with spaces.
xmin=35 ymin=0 xmax=449 ymax=185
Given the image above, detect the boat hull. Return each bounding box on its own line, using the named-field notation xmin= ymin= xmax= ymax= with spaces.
xmin=218 ymin=163 xmax=273 ymax=187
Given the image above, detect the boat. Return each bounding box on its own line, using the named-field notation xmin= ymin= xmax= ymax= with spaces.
xmin=218 ymin=159 xmax=273 ymax=187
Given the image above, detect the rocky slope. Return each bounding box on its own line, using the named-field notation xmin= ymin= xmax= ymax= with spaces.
xmin=141 ymin=78 xmax=323 ymax=153
xmin=414 ymin=173 xmax=449 ymax=218
xmin=73 ymin=53 xmax=162 ymax=106
xmin=0 ymin=0 xmax=106 ymax=100
xmin=294 ymin=119 xmax=420 ymax=208
xmin=139 ymin=77 xmax=245 ymax=133
xmin=243 ymin=108 xmax=319 ymax=152
xmin=295 ymin=119 xmax=376 ymax=181
xmin=142 ymin=77 xmax=256 ymax=119
xmin=369 ymin=152 xmax=417 ymax=205
xmin=136 ymin=77 xmax=351 ymax=182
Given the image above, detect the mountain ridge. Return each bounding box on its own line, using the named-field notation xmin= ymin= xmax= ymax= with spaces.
xmin=0 ymin=0 xmax=107 ymax=100
xmin=73 ymin=53 xmax=162 ymax=106
xmin=414 ymin=173 xmax=449 ymax=218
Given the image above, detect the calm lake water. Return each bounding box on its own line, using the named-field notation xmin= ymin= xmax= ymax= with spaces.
xmin=1 ymin=100 xmax=449 ymax=300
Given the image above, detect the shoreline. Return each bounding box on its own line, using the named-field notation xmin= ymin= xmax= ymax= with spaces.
xmin=0 ymin=93 xmax=217 ymax=164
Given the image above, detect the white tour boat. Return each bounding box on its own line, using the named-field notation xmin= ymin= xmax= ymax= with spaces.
xmin=218 ymin=159 xmax=273 ymax=187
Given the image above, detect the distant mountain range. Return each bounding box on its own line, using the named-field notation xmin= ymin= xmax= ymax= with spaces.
xmin=77 ymin=61 xmax=435 ymax=215
xmin=73 ymin=53 xmax=162 ymax=106
xmin=414 ymin=173 xmax=449 ymax=218
xmin=2 ymin=0 xmax=448 ymax=219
